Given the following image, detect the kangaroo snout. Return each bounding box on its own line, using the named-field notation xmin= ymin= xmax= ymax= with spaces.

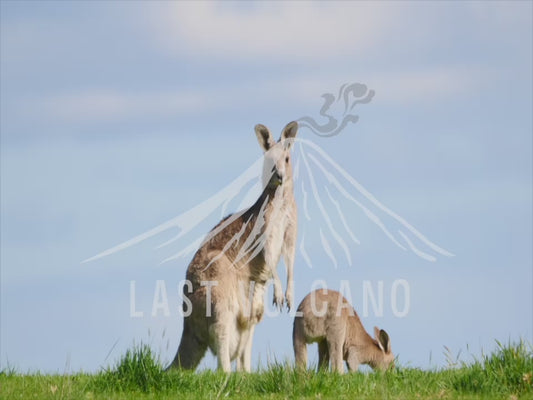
xmin=274 ymin=171 xmax=283 ymax=185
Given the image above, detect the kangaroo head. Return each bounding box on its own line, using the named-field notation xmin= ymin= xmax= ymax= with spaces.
xmin=373 ymin=326 xmax=394 ymax=371
xmin=255 ymin=121 xmax=298 ymax=190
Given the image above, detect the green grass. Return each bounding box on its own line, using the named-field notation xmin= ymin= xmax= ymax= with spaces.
xmin=1 ymin=341 xmax=532 ymax=399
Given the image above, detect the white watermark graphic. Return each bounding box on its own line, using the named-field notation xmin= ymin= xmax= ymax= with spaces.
xmin=85 ymin=82 xmax=451 ymax=321
xmin=82 ymin=85 xmax=453 ymax=268
xmin=130 ymin=279 xmax=411 ymax=319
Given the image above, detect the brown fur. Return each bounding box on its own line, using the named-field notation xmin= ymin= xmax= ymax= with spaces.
xmin=169 ymin=122 xmax=298 ymax=372
xmin=293 ymin=289 xmax=394 ymax=373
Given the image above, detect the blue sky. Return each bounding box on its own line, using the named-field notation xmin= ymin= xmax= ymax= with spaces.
xmin=1 ymin=1 xmax=531 ymax=373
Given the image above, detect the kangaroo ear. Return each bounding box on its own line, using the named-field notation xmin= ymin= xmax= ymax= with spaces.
xmin=255 ymin=124 xmax=275 ymax=152
xmin=378 ymin=329 xmax=391 ymax=354
xmin=374 ymin=327 xmax=385 ymax=352
xmin=279 ymin=121 xmax=298 ymax=145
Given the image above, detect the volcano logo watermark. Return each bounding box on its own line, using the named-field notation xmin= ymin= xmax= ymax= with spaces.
xmin=83 ymin=83 xmax=453 ymax=269
xmin=297 ymin=82 xmax=375 ymax=137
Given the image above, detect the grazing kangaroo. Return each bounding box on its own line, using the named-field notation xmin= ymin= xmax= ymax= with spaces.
xmin=293 ymin=289 xmax=394 ymax=373
xmin=168 ymin=122 xmax=298 ymax=372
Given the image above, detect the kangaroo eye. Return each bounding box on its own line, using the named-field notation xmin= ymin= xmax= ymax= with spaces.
xmin=285 ymin=157 xmax=289 ymax=163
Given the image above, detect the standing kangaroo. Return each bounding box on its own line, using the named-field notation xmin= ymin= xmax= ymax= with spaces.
xmin=293 ymin=289 xmax=394 ymax=373
xmin=169 ymin=122 xmax=298 ymax=372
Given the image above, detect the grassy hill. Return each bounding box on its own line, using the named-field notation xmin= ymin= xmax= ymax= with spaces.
xmin=1 ymin=341 xmax=531 ymax=399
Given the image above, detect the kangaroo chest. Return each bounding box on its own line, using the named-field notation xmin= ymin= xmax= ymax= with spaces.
xmin=263 ymin=203 xmax=289 ymax=267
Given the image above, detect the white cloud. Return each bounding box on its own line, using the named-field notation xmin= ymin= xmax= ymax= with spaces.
xmin=20 ymin=65 xmax=479 ymax=125
xmin=4 ymin=2 xmax=526 ymax=125
xmin=145 ymin=1 xmax=530 ymax=66
xmin=243 ymin=66 xmax=480 ymax=108
xmin=148 ymin=2 xmax=402 ymax=61
xmin=367 ymin=67 xmax=480 ymax=104
xmin=27 ymin=90 xmax=207 ymax=123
